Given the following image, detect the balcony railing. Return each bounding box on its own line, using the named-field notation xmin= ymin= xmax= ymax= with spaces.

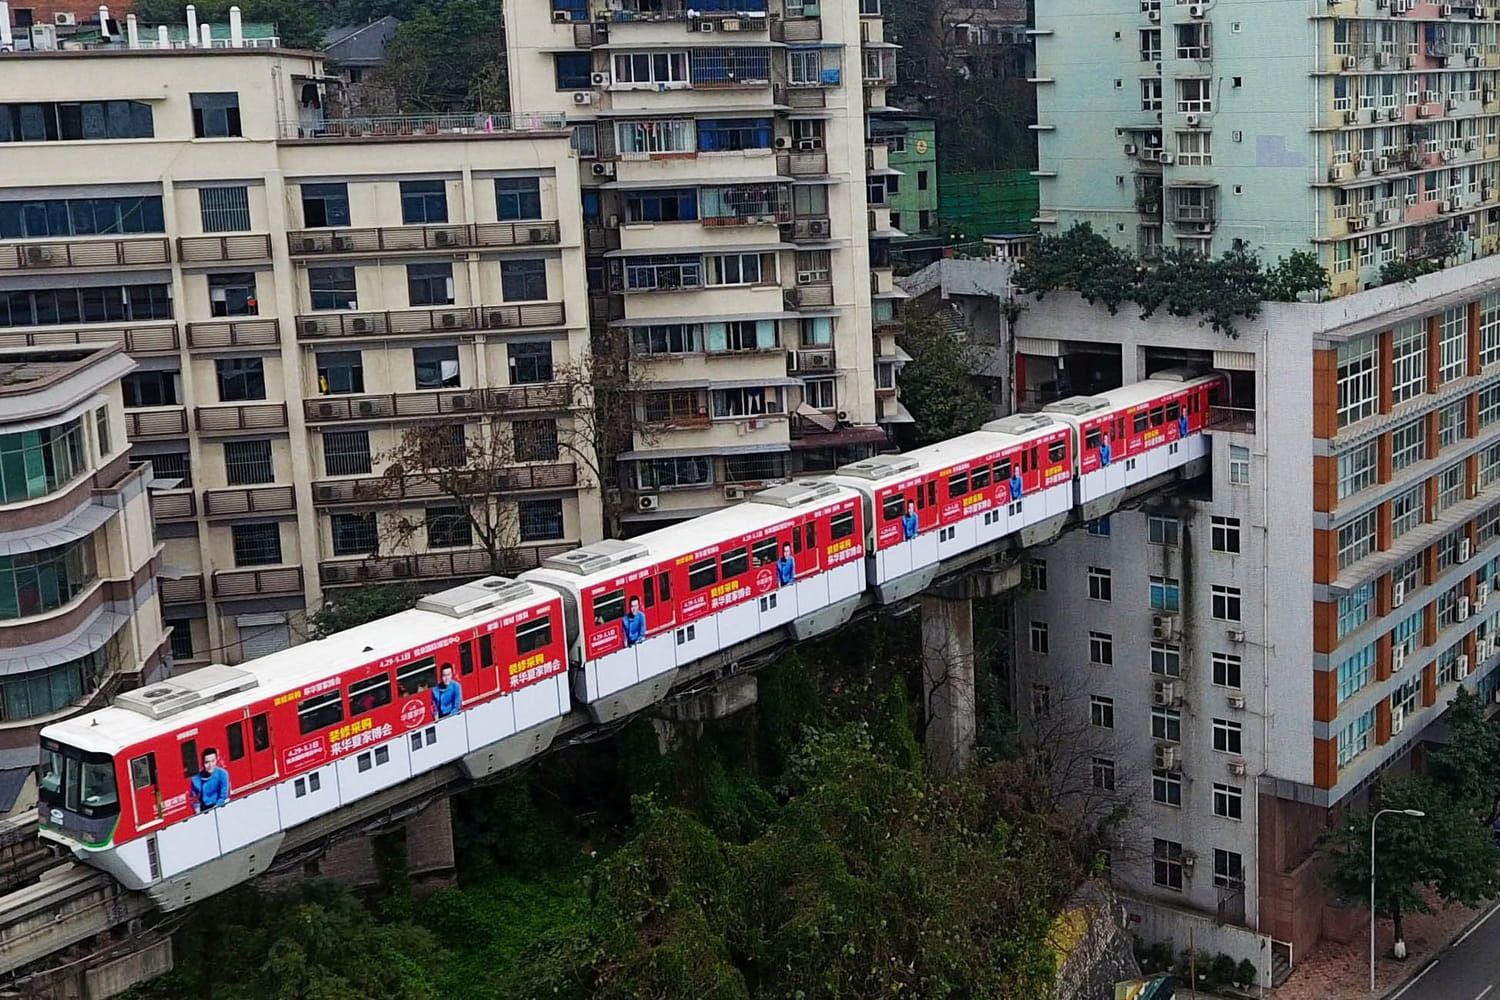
xmin=1208 ymin=405 xmax=1256 ymax=433
xmin=212 ymin=566 xmax=304 ymax=599
xmin=149 ymin=489 xmax=197 ymax=522
xmin=772 ymin=17 xmax=822 ymax=43
xmin=304 ymin=383 xmax=573 ymax=423
xmin=312 ymin=462 xmax=578 ymax=505
xmin=194 ymin=403 xmax=288 ymax=434
xmin=176 ymin=234 xmax=273 ymax=264
xmin=287 ymin=220 xmax=560 ymax=256
xmin=202 ymin=485 xmax=297 ymax=518
xmin=0 ymin=236 xmax=171 ymax=272
xmin=785 ymin=283 xmax=835 ymax=309
xmin=160 ymin=574 xmax=205 ymax=605
xmin=185 ymin=318 xmax=280 ymax=350
xmin=0 ymin=322 xmax=178 ymax=355
xmin=320 ymin=544 xmax=572 ymax=586
xmin=125 ymin=407 xmax=189 ymax=439
xmin=777 ymin=150 xmax=830 ymax=176
xmin=279 ymin=112 xmax=569 ymax=141
xmin=294 ymin=302 xmax=566 ymax=340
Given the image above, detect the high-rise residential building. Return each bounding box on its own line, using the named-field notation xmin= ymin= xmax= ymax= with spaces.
xmin=2 ymin=41 xmax=600 ymax=664
xmin=0 ymin=341 xmax=168 ymax=817
xmin=503 ymin=0 xmax=905 ymax=530
xmin=1009 ymin=258 xmax=1500 ymax=976
xmin=1035 ymin=1 xmax=1500 ymax=294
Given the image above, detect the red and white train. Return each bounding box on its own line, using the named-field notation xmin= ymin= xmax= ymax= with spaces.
xmin=38 ymin=370 xmax=1223 ymax=908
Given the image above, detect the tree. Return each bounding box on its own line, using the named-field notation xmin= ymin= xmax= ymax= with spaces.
xmin=370 ymin=0 xmax=508 ymax=112
xmin=896 ymin=313 xmax=995 ymax=446
xmin=1263 ymin=250 xmax=1330 ymax=303
xmin=308 ymin=584 xmax=418 ymax=638
xmin=1427 ymin=687 xmax=1500 ymax=825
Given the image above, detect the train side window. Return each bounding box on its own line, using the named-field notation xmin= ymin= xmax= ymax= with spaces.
xmin=882 ymin=493 xmax=905 ymax=522
xmin=753 ymin=538 xmax=778 ymax=565
xmin=926 ymin=481 xmax=937 ymax=507
xmin=1048 ymin=441 xmax=1066 ymax=464
xmin=994 ymin=459 xmax=1011 ymax=482
xmin=1150 ymin=406 xmax=1165 ymax=426
xmin=479 ymin=633 xmax=494 ymax=668
xmin=396 ymin=657 xmax=437 ymax=695
xmin=593 ymin=589 xmax=625 ymax=624
xmin=459 ymin=641 xmax=474 ymax=675
xmin=1084 ymin=428 xmax=1102 ymax=450
xmin=689 ymin=557 xmax=718 ymax=591
xmin=1166 ymin=401 xmax=1181 ymax=423
xmin=517 ymin=617 xmax=553 ymax=654
xmin=297 ymin=692 xmax=344 ymax=735
xmin=252 ymin=713 xmax=270 ymax=751
xmin=657 ymin=572 xmax=670 ymax=603
xmin=792 ymin=525 xmax=802 ymax=553
xmin=130 ymin=754 xmax=156 ymax=790
xmin=349 ymin=674 xmax=393 ymax=716
xmin=642 ymin=579 xmax=655 ymax=608
xmin=1133 ymin=412 xmax=1149 ymax=433
xmin=972 ymin=464 xmax=991 ymax=490
xmin=721 ymin=547 xmax=749 ymax=579
xmin=179 ymin=739 xmax=198 ymax=778
xmin=831 ymin=512 xmax=855 ymax=540
xmin=804 ymin=521 xmax=816 ymax=549
xmin=948 ymin=470 xmax=969 ymax=498
xmin=226 ymin=722 xmax=246 ymax=762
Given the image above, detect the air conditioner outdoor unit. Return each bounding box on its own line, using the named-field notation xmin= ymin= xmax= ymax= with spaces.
xmin=723 ymin=485 xmax=747 ymax=500
xmin=1148 ymin=9 xmax=1161 ymax=21
xmin=1477 ymin=4 xmax=1490 ymax=16
xmin=1392 ymin=706 xmax=1406 ymax=734
xmin=1393 ymin=580 xmax=1406 ymax=607
xmin=1443 ymin=3 xmax=1455 ymax=15
xmin=1343 ymin=55 xmax=1358 ymax=69
xmin=1379 ymin=231 xmax=1394 ymax=245
xmin=1158 ymin=152 xmax=1175 ymax=164
xmin=1181 ymin=852 xmax=1197 ymax=871
xmin=1393 ymin=644 xmax=1407 ymax=671
xmin=54 ymin=11 xmax=76 ymax=25
xmin=1329 ymin=163 xmax=1350 ymax=182
xmin=1377 ymin=51 xmax=1393 ymax=67
xmin=797 ymin=138 xmax=820 ymax=151
xmin=1356 ymin=236 xmax=1371 ymax=251
xmin=1350 ymin=216 xmax=1368 ymax=232
xmin=434 ymin=230 xmax=455 ymax=246
xmin=1152 ymin=614 xmax=1179 ymax=640
xmin=316 ymin=484 xmax=339 ymax=502
xmin=1479 ymin=582 xmax=1491 ymax=608
xmin=590 ymin=71 xmax=611 ymax=87
xmin=318 ymin=403 xmax=335 ymax=418
xmin=1196 ymin=223 xmax=1213 ymax=234
xmin=591 ymin=161 xmax=615 ymax=177
xmin=696 ymin=20 xmax=715 ymax=31
xmin=1227 ymin=627 xmax=1246 ymax=643
xmin=1228 ymin=759 xmax=1247 ymax=777
xmin=25 ymin=246 xmax=53 ymax=264
xmin=1443 ymin=199 xmax=1456 ymax=213
xmin=452 ymin=395 xmax=473 ymax=411
xmin=1152 ymin=679 xmax=1179 ymax=706
xmin=1376 ymin=156 xmax=1391 ymax=173
xmin=1185 ymin=113 xmax=1202 ymax=127
xmin=637 ymin=494 xmax=660 ymax=511
xmin=1153 ymin=744 xmax=1181 ymax=770
xmin=1124 ymin=143 xmax=1139 ymax=156
xmin=1228 ymin=694 xmax=1247 ymax=710
xmin=573 ymin=91 xmax=594 ymax=105
xmin=552 ymin=9 xmax=570 ymax=22
xmin=774 ymin=136 xmax=793 ymax=149
xmin=1189 ymin=2 xmax=1207 ymax=16
xmin=332 ymin=236 xmax=354 ymax=251
xmin=303 ymin=320 xmax=322 ymax=336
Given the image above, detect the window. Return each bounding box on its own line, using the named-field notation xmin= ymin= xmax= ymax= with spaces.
xmin=1025 ymin=558 xmax=1047 ymax=591
xmin=224 ymin=439 xmax=273 ymax=485
xmin=1153 ymin=770 xmax=1182 ymax=807
xmin=1152 ymin=707 xmax=1182 ymax=742
xmin=1030 ymin=683 xmax=1051 ymax=718
xmin=711 ymin=386 xmax=784 ymax=419
xmin=190 ymin=92 xmax=242 ymax=138
xmin=554 ymin=52 xmax=591 ymax=89
xmin=636 ymin=456 xmax=711 ymax=489
xmin=1153 ymin=839 xmax=1185 ymax=890
xmin=1211 ymin=585 xmax=1242 ymax=622
xmin=396 ymin=658 xmax=438 ymax=695
xmin=1090 ymin=695 xmax=1114 ymax=728
xmin=297 ymin=691 xmax=343 ymax=735
xmin=1140 ymin=27 xmax=1162 ymax=61
xmin=1440 ymin=304 xmax=1469 ymax=383
xmin=323 ymin=430 xmax=372 ymax=477
xmin=696 ymin=117 xmax=773 ymax=152
xmin=1087 ymin=566 xmax=1113 ymax=602
xmin=1176 ymin=130 xmax=1212 ymax=165
xmin=507 ymin=342 xmax=553 ymax=384
xmin=426 ymin=506 xmax=473 ymax=549
xmin=208 ymin=272 xmax=257 ymax=317
xmin=1391 ymin=418 xmax=1426 ymax=471
xmin=501 ymin=259 xmax=548 ymax=302
xmin=707 ymin=252 xmax=773 ymax=286
xmin=1439 ymin=399 xmax=1468 ymax=449
xmin=1148 ymin=516 xmax=1180 ymax=546
xmin=1175 ymin=21 xmax=1210 ymax=58
xmin=1339 ymin=581 xmax=1375 ymax=638
xmin=413 ymin=345 xmax=460 ymax=389
xmin=407 ymin=262 xmax=454 ymax=306
xmin=198 ymin=186 xmax=250 ymax=233
xmin=513 ymin=418 xmax=559 ymax=462
xmin=612 ymin=50 xmax=690 ymax=87
xmin=1152 ymin=642 xmax=1182 ymax=677
xmin=1092 ymin=757 xmax=1116 ymax=791
xmin=0 ymin=194 xmax=164 ymax=239
xmin=1337 ymin=509 xmax=1378 ymax=570
xmin=1212 ymin=717 xmax=1243 ymax=755
xmin=316 ymin=350 xmax=364 ymax=395
xmin=1213 ymin=849 xmax=1245 ymax=890
xmin=1087 ymin=516 xmax=1112 ymax=536
xmin=788 ymin=47 xmax=824 ymax=85
xmin=1141 ymin=77 xmax=1163 ymax=112
xmin=1337 ymin=643 xmax=1376 ymax=703
xmin=1337 ymin=442 xmax=1378 ymax=500
xmin=1338 ymin=334 xmax=1380 ymax=426
xmin=148 ymin=451 xmax=190 ymax=490
xmin=496 ymin=177 xmax=542 ymax=221
xmin=308 ymin=266 xmax=357 ymax=312
xmin=1212 ymin=651 xmax=1242 ymax=689
xmin=1229 ymin=445 xmax=1250 ymax=484
xmin=301 ymin=183 xmax=350 ymax=228
xmin=215 ymin=357 xmax=265 ymax=402
xmin=1391 ymin=319 xmax=1428 ymax=404
xmin=230 ymin=522 xmax=282 ymax=566
xmin=615 ymin=118 xmax=696 ymax=155
xmin=519 ymin=498 xmax=565 ymax=541
xmin=122 ymin=371 xmax=178 ymax=408
xmin=1482 ymin=292 xmax=1500 ymax=368
xmin=0 ymin=540 xmax=94 ymax=621
xmin=1150 ymin=575 xmax=1181 ymax=612
xmin=349 ymin=674 xmax=392 ymax=717
xmin=1177 ymin=77 xmax=1213 ymax=112
xmin=802 ymin=378 xmax=837 ymax=409
xmin=0 ymin=100 xmax=154 ymax=142
xmin=400 ymin=180 xmax=448 ymax=224
xmin=330 ymin=512 xmax=377 ymax=556
xmin=1437 ymin=462 xmax=1465 ymax=515
xmin=918 ymin=170 xmax=930 ymax=191
xmin=1029 ymin=619 xmax=1049 ymax=654
xmin=1213 ymin=783 xmax=1243 ymax=820
xmin=631 ymin=324 xmax=702 ymax=356
xmin=0 ymin=283 xmax=161 ymax=328
xmin=1338 ymin=711 xmax=1377 ymax=767
xmin=1089 ymin=631 xmax=1114 ymax=666
xmin=624 ymin=188 xmax=696 ymax=223
xmin=624 ymin=254 xmax=703 ymax=291
xmin=690 ymin=47 xmax=770 ymax=85
xmin=168 ymin=620 xmax=195 ymax=661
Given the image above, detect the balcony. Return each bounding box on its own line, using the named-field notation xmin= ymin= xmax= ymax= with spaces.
xmin=320 ymin=544 xmax=572 ymax=586
xmin=295 ymin=302 xmax=566 ymax=340
xmin=791 ymin=348 xmax=836 ymax=374
xmin=125 ymin=407 xmax=189 ymax=439
xmin=202 ymin=485 xmax=297 ymax=518
xmin=212 ymin=566 xmax=304 ymax=599
xmin=772 ymin=17 xmax=822 ymax=43
xmin=194 ymin=403 xmax=288 ymax=435
xmin=312 ymin=462 xmax=578 ymax=505
xmin=788 ymin=216 xmax=833 ymax=241
xmin=149 ymin=489 xmax=197 ymax=522
xmin=0 ymin=322 xmax=178 ymax=355
xmin=287 ymin=220 xmax=561 ymax=256
xmin=176 ymin=234 xmax=274 ymax=264
xmin=0 ymin=236 xmax=171 ymax=273
xmin=160 ymin=574 xmax=205 ymax=605
xmin=185 ymin=318 xmax=280 ymax=350
xmin=304 ymin=383 xmax=572 ymax=424
xmin=590 ymin=0 xmax=769 ymax=23
xmin=777 ymin=150 xmax=830 ymax=176
xmin=278 ymin=111 xmax=569 ymax=141
xmin=785 ymin=283 xmax=834 ymax=309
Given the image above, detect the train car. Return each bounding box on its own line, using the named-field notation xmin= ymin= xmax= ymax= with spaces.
xmin=523 ymin=480 xmax=865 ymax=723
xmin=36 ymin=576 xmax=568 ymax=909
xmin=1041 ymin=369 xmax=1223 ymax=510
xmin=830 ymin=412 xmax=1074 ymax=598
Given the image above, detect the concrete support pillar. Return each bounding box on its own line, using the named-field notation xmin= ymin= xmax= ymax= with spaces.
xmin=404 ymin=797 xmax=456 ymax=890
xmin=920 ymin=594 xmax=977 ymax=776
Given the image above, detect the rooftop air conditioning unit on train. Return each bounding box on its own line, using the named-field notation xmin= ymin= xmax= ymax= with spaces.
xmin=637 ymin=494 xmax=660 ymax=511
xmin=114 ymin=665 xmax=259 ymax=721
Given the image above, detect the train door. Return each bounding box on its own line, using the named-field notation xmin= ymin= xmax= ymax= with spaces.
xmin=223 ymin=718 xmax=251 ymax=791
xmin=245 ymin=711 xmax=278 ymax=784
xmin=642 ymin=568 xmax=675 ymax=632
xmin=126 ymin=751 xmax=162 ymax=830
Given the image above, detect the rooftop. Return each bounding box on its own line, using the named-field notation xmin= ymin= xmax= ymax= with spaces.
xmin=0 ymin=343 xmax=125 ymax=398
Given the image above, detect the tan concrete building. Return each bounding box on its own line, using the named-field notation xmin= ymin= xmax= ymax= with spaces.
xmin=1 ymin=44 xmax=600 ymax=664
xmin=503 ymin=0 xmax=905 ymax=528
xmin=0 ymin=342 xmax=167 ymax=810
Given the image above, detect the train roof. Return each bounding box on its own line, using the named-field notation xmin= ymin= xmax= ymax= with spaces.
xmin=832 ymin=413 xmax=1063 ymax=485
xmin=1042 ymin=370 xmax=1222 ymax=422
xmin=41 ymin=577 xmax=554 ymax=756
xmin=523 ymin=479 xmax=862 ymax=590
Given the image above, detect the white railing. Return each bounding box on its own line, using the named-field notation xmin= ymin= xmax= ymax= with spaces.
xmin=279 ymin=112 xmax=568 ymax=140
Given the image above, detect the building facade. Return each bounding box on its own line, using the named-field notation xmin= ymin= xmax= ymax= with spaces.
xmin=1035 ymin=0 xmax=1500 ymax=294
xmin=873 ymin=114 xmax=938 ymax=241
xmin=1 ymin=44 xmax=600 ymax=664
xmin=1010 ymin=259 xmax=1500 ymax=972
xmin=0 ymin=342 xmax=168 ymax=813
xmin=503 ymin=0 xmax=906 ymax=529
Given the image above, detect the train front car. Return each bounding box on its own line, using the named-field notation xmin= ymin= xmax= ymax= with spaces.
xmin=37 ymin=731 xmax=127 ymax=859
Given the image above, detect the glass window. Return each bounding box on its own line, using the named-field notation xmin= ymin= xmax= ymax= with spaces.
xmin=518 ymin=498 xmax=564 ymax=541
xmin=1212 ymin=651 xmax=1242 ymax=688
xmin=1391 ymin=319 xmax=1428 ymax=404
xmin=1229 ymin=445 xmax=1250 ymax=484
xmin=1151 ymin=643 xmax=1181 ymax=677
xmin=1337 ymin=441 xmax=1378 ymax=499
xmin=513 ymin=418 xmax=559 ymax=462
xmin=0 ymin=651 xmax=102 ymax=721
xmin=1337 ymin=644 xmax=1375 ymax=702
xmin=1147 ymin=516 xmax=1179 ymax=546
xmin=1210 ymin=515 xmax=1241 ymax=554
xmin=190 ymin=92 xmax=242 ymax=138
xmin=223 ymin=439 xmax=273 ymax=485
xmin=399 ymin=180 xmax=448 ymax=224
xmin=315 ymin=350 xmax=364 ymax=395
xmin=322 ymin=430 xmax=372 ymax=477
xmin=1149 ymin=575 xmax=1181 ymax=612
xmin=1439 ymin=304 xmax=1469 ymax=383
xmin=1336 ymin=708 xmax=1376 ymax=768
xmin=198 ymin=186 xmax=250 ymax=232
xmin=297 ymin=691 xmax=343 ymax=735
xmin=554 ymin=53 xmax=591 ymax=90
xmin=507 ymin=342 xmax=553 ymax=384
xmin=215 ymin=357 xmax=265 ymax=401
xmin=1090 ymin=695 xmax=1114 ymax=728
xmin=1338 ymin=333 xmax=1380 ymax=426
xmin=1337 ymin=509 xmax=1378 ymax=570
xmin=308 ymin=266 xmax=357 ymax=311
xmin=1213 ymin=849 xmax=1245 ymax=890
xmin=1029 ymin=619 xmax=1049 ymax=654
xmin=331 ymin=512 xmax=377 ymax=556
xmin=1481 ymin=292 xmax=1500 ymax=367
xmin=123 ymin=369 xmax=180 ymax=405
xmin=413 ymin=345 xmax=460 ymax=389
xmin=0 ymin=416 xmax=88 ymax=504
xmin=1213 ymin=783 xmax=1243 ymax=820
xmin=0 ymin=194 xmax=164 ymax=238
xmin=1089 ymin=631 xmax=1114 ymax=666
xmin=1152 ymin=771 xmax=1182 ymax=808
xmin=407 ymin=262 xmax=454 ymax=306
xmin=496 ymin=177 xmax=542 ymax=221
xmin=208 ymin=272 xmax=257 ymax=317
xmin=230 ymin=522 xmax=282 ymax=566
xmin=301 ymin=183 xmax=350 ymax=228
xmin=501 ymin=259 xmax=548 ymax=302
xmin=696 ymin=116 xmax=773 ymax=152
xmin=1390 ymin=418 xmax=1426 ymax=471
xmin=0 ymin=539 xmax=94 ymax=621
xmin=1338 ymin=581 xmax=1375 ymax=638
xmin=1212 ymin=718 xmax=1243 ymax=754
xmin=1211 ymin=584 xmax=1242 ymax=622
xmin=1152 ymin=707 xmax=1182 ymax=742
xmin=1087 ymin=566 xmax=1112 ymax=602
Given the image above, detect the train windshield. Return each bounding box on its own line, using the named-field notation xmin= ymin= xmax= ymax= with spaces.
xmin=38 ymin=741 xmax=118 ymax=819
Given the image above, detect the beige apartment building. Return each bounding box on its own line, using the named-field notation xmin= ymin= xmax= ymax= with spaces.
xmin=503 ymin=0 xmax=905 ymax=528
xmin=0 ymin=342 xmax=167 ymax=809
xmin=1 ymin=44 xmax=599 ymax=664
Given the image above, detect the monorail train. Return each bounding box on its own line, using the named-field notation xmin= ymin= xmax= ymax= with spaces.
xmin=37 ymin=369 xmax=1223 ymax=908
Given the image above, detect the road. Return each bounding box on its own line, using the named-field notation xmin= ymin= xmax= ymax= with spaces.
xmin=1391 ymin=902 xmax=1500 ymax=999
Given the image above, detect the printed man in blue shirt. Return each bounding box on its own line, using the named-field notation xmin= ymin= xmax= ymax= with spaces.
xmin=1178 ymin=413 xmax=1189 ymax=439
xmin=776 ymin=543 xmax=796 ymax=585
xmin=432 ymin=663 xmax=462 ymax=718
xmin=1099 ymin=433 xmax=1112 ymax=467
xmin=190 ymin=748 xmax=230 ymax=813
xmin=901 ymin=501 xmax=919 ymax=540
xmin=1010 ymin=471 xmax=1025 ymax=501
xmin=623 ymin=596 xmax=647 ymax=646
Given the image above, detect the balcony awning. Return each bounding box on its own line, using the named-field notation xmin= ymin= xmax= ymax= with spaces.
xmin=1166 ymin=180 xmax=1220 ymax=189
xmin=0 ymin=500 xmax=113 ymax=557
xmin=618 ymin=442 xmax=789 ymax=461
xmin=604 ymin=241 xmax=796 ymax=257
xmin=602 ymin=175 xmax=791 ymax=189
xmin=594 ymin=39 xmax=783 ymax=48
xmin=790 ymin=424 xmax=890 ymax=449
xmin=710 ymin=376 xmax=801 ymax=389
xmin=795 ymin=402 xmax=836 ymax=431
xmin=613 ymin=309 xmax=801 ymax=326
xmin=0 ymin=606 xmax=126 ymax=675
xmin=878 ymin=402 xmax=917 ymax=425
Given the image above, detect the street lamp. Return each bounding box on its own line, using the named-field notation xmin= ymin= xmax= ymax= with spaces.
xmin=1370 ymin=807 xmax=1426 ymax=992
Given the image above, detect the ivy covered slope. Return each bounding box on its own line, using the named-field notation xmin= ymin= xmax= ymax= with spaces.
xmin=1016 ymin=223 xmax=1330 ymax=338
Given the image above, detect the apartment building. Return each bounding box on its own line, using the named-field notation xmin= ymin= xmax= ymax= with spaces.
xmin=871 ymin=114 xmax=938 ymax=242
xmin=1008 ymin=259 xmax=1500 ymax=975
xmin=1035 ymin=0 xmax=1500 ymax=295
xmin=0 ymin=342 xmax=167 ymax=814
xmin=1 ymin=42 xmax=600 ymax=665
xmin=503 ymin=0 xmax=905 ymax=528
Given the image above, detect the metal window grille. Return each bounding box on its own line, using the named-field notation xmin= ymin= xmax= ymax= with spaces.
xmin=150 ymin=451 xmax=192 ymax=488
xmin=322 ymin=430 xmax=372 ymax=477
xmin=518 ymin=498 xmax=564 ymax=541
xmin=199 ymin=186 xmax=251 ymax=233
xmin=231 ymin=522 xmax=282 ymax=566
xmin=223 ymin=440 xmax=273 ymax=485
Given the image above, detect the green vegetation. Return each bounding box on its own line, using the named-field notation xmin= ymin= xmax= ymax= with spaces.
xmin=896 ymin=313 xmax=996 ymax=446
xmin=307 ymin=584 xmax=418 ymax=639
xmin=1378 ymin=232 xmax=1466 ymax=286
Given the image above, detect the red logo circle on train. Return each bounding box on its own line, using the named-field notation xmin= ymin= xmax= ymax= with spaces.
xmin=400 ymin=698 xmax=427 ymax=729
xmin=755 ymin=568 xmax=775 ymax=592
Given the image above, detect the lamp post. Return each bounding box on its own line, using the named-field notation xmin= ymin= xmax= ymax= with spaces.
xmin=1370 ymin=807 xmax=1426 ymax=993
